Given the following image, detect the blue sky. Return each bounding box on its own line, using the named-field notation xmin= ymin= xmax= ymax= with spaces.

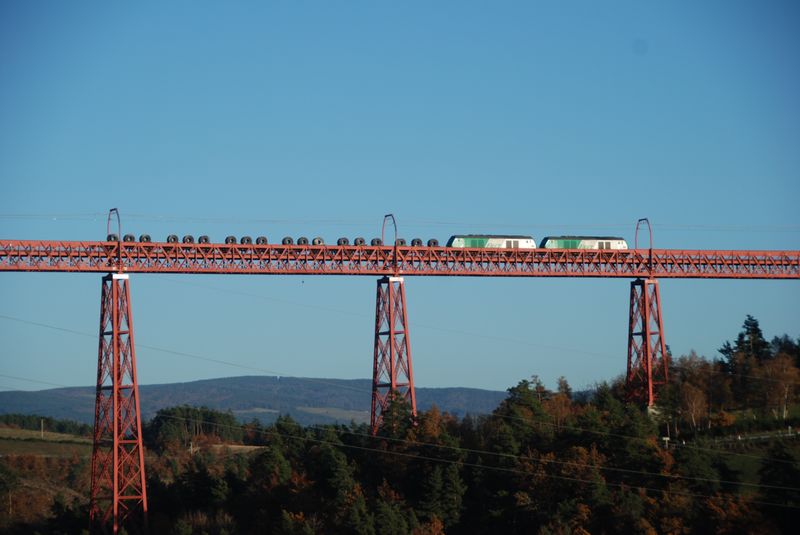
xmin=1 ymin=1 xmax=798 ymax=395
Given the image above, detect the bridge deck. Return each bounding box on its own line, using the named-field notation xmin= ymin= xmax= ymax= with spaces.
xmin=1 ymin=240 xmax=798 ymax=279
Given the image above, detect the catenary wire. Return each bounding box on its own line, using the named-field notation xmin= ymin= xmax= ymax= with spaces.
xmin=2 ymin=211 xmax=799 ymax=233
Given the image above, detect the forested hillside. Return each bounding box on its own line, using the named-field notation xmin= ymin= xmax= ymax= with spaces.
xmin=0 ymin=377 xmax=507 ymax=426
xmin=1 ymin=316 xmax=798 ymax=534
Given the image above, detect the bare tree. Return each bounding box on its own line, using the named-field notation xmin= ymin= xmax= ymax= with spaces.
xmin=757 ymin=354 xmax=799 ymax=420
xmin=681 ymin=383 xmax=707 ymax=431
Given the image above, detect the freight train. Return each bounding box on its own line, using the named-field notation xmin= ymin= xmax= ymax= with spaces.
xmin=107 ymin=233 xmax=629 ymax=249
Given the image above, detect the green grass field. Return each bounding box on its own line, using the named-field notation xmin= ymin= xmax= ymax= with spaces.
xmin=0 ymin=427 xmax=92 ymax=457
xmin=297 ymin=406 xmax=370 ymax=423
xmin=0 ymin=427 xmax=91 ymax=443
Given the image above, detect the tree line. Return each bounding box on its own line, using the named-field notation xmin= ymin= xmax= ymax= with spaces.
xmin=658 ymin=315 xmax=800 ymax=437
xmin=0 ymin=413 xmax=92 ymax=437
xmin=0 ymin=316 xmax=798 ymax=534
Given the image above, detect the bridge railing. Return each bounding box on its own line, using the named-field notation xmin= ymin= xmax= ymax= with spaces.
xmin=1 ymin=240 xmax=798 ymax=278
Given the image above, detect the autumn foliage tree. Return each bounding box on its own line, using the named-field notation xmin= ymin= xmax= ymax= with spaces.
xmin=2 ymin=317 xmax=799 ymax=534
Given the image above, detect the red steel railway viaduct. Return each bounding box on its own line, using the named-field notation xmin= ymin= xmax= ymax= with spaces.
xmin=1 ymin=228 xmax=798 ymax=533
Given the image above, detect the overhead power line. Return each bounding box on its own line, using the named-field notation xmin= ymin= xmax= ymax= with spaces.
xmin=3 ymin=309 xmax=799 ymax=392
xmin=155 ymin=412 xmax=800 ymax=509
xmin=153 ymin=277 xmax=800 ymax=387
xmin=0 ymin=338 xmax=797 ymax=470
xmin=0 ymin=313 xmax=369 ymax=396
xmin=2 ymin=212 xmax=798 ymax=233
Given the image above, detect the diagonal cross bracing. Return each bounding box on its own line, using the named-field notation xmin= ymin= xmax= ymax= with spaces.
xmin=0 ymin=240 xmax=798 ymax=278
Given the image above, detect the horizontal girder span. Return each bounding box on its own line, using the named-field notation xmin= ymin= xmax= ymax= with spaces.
xmin=0 ymin=240 xmax=798 ymax=279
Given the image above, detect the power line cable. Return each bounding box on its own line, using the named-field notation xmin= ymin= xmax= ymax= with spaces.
xmin=0 ymin=373 xmax=70 ymax=389
xmin=154 ymin=412 xmax=800 ymax=509
xmin=154 ymin=276 xmax=627 ymax=362
xmin=155 ymin=374 xmax=800 ymax=468
xmin=11 ymin=409 xmax=796 ymax=511
xmin=294 ymin=421 xmax=800 ymax=493
xmin=142 ymin=371 xmax=799 ymax=468
xmin=3 ymin=308 xmax=798 ymax=393
xmin=1 ymin=312 xmax=797 ymax=466
xmin=2 ymin=212 xmax=799 ymax=233
xmin=2 ymin=352 xmax=797 ymax=474
xmin=152 ymin=277 xmax=800 ymax=387
xmin=0 ymin=314 xmax=369 ymax=396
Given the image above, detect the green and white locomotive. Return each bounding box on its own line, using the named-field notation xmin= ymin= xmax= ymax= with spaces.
xmin=444 ymin=234 xmax=629 ymax=250
xmin=446 ymin=235 xmax=537 ymax=249
xmin=539 ymin=236 xmax=628 ymax=250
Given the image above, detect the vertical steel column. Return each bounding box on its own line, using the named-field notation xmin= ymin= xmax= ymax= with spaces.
xmin=90 ymin=274 xmax=148 ymax=533
xmin=370 ymin=276 xmax=417 ymax=434
xmin=626 ymin=278 xmax=669 ymax=406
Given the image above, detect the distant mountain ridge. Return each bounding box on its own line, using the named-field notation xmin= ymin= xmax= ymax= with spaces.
xmin=0 ymin=375 xmax=507 ymax=426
